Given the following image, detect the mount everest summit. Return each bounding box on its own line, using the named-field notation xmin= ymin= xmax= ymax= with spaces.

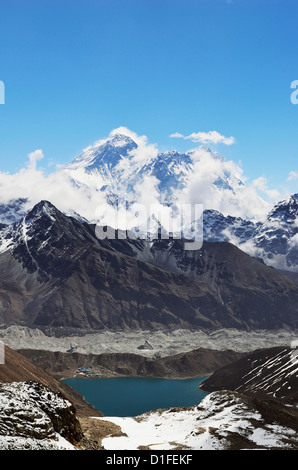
xmin=0 ymin=125 xmax=296 ymax=331
xmin=0 ymin=127 xmax=297 ymax=274
xmin=64 ymin=128 xmax=249 ymax=212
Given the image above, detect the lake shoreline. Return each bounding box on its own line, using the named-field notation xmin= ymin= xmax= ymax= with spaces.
xmin=60 ymin=372 xmax=212 ymax=381
xmin=63 ymin=376 xmax=209 ymax=417
xmin=16 ymin=341 xmax=240 ymax=384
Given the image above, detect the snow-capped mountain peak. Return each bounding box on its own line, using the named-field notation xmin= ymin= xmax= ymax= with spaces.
xmin=268 ymin=193 xmax=298 ymax=223
xmin=63 ymin=129 xmax=247 ymax=213
xmin=25 ymin=200 xmax=57 ymax=222
xmin=66 ymin=132 xmax=138 ymax=174
xmin=1 ymin=128 xmax=298 ymax=272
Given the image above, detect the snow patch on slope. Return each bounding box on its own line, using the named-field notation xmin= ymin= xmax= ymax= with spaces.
xmin=0 ymin=381 xmax=79 ymax=450
xmin=97 ymin=391 xmax=298 ymax=450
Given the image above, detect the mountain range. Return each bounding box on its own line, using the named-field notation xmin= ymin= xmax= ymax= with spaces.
xmin=65 ymin=131 xmax=298 ymax=273
xmin=1 ymin=130 xmax=298 ymax=451
xmin=1 ymin=130 xmax=298 ymax=274
xmin=0 ymin=199 xmax=298 ymax=330
xmin=0 ymin=130 xmax=297 ymax=331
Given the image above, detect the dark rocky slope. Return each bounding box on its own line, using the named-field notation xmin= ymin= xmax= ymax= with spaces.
xmin=18 ymin=347 xmax=244 ymax=379
xmin=1 ymin=201 xmax=298 ymax=330
xmin=200 ymin=346 xmax=298 ymax=404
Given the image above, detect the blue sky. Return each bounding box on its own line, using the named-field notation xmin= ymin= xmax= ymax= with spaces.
xmin=1 ymin=0 xmax=298 ymax=197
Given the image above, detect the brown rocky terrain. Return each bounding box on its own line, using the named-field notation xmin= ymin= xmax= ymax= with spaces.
xmin=1 ymin=201 xmax=298 ymax=331
xmin=17 ymin=347 xmax=244 ymax=379
xmin=0 ymin=345 xmax=103 ymax=417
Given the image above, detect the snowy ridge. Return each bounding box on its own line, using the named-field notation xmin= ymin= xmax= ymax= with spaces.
xmin=64 ymin=130 xmax=243 ymax=207
xmin=235 ymin=347 xmax=298 ymax=399
xmin=0 ymin=201 xmax=57 ymax=266
xmin=202 ymin=195 xmax=298 ymax=272
xmin=200 ymin=345 xmax=298 ymax=405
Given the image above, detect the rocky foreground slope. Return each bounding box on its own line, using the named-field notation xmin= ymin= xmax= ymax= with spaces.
xmin=96 ymin=390 xmax=298 ymax=450
xmin=1 ymin=344 xmax=298 ymax=450
xmin=0 ymin=345 xmax=102 ymax=418
xmin=0 ymin=346 xmax=104 ymax=449
xmin=0 ymin=381 xmax=82 ymax=450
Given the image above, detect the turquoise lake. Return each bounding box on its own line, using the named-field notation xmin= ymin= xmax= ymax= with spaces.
xmin=64 ymin=376 xmax=208 ymax=417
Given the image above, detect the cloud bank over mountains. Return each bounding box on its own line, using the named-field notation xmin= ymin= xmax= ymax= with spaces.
xmin=0 ymin=127 xmax=291 ymax=223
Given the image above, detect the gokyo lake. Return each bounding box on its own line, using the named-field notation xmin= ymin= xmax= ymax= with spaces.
xmin=64 ymin=376 xmax=208 ymax=417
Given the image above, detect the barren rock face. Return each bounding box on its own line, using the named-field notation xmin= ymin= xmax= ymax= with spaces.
xmin=1 ymin=201 xmax=298 ymax=331
xmin=200 ymin=346 xmax=298 ymax=404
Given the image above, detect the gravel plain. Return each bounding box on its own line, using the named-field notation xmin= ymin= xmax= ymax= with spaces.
xmin=0 ymin=325 xmax=297 ymax=358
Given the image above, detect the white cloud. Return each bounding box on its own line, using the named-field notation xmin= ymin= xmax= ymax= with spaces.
xmin=27 ymin=149 xmax=44 ymax=170
xmin=290 ymin=233 xmax=298 ymax=247
xmin=170 ymin=130 xmax=235 ymax=146
xmin=0 ymin=150 xmax=107 ymax=221
xmin=0 ymin=127 xmax=284 ymax=226
xmin=172 ymin=147 xmax=272 ymax=221
xmin=287 ymin=171 xmax=298 ymax=181
xmin=252 ymin=176 xmax=280 ymax=200
xmin=169 ymin=132 xmax=184 ymax=139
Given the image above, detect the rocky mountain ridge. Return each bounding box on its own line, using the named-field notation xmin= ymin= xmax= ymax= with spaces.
xmin=200 ymin=345 xmax=298 ymax=403
xmin=0 ymin=201 xmax=298 ymax=330
xmin=1 ymin=130 xmax=298 ymax=273
xmin=2 ymin=192 xmax=298 ymax=275
xmin=18 ymin=347 xmax=244 ymax=380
